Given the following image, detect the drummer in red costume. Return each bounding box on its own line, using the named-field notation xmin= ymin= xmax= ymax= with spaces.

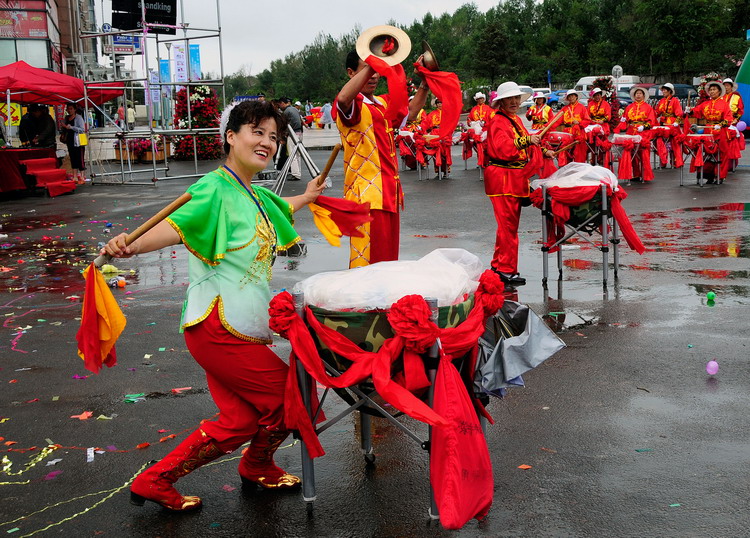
xmin=485 ymin=82 xmax=554 ymax=286
xmin=422 ymin=99 xmax=452 ymax=178
xmin=587 ymin=88 xmax=611 ymax=135
xmin=722 ymin=77 xmax=745 ymax=169
xmin=335 ymin=50 xmax=429 ymax=268
xmin=526 ymin=92 xmax=553 ymax=130
xmin=548 ymin=89 xmax=590 ymax=165
xmin=586 ymin=88 xmax=611 ymax=165
xmin=687 ymin=80 xmax=733 ymax=183
xmin=654 ymin=83 xmax=684 ymax=168
xmin=616 ymin=86 xmax=657 ymax=181
xmin=468 ymin=92 xmax=493 ymax=124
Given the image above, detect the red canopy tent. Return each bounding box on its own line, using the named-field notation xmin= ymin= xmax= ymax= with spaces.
xmin=0 ymin=61 xmax=123 ymax=106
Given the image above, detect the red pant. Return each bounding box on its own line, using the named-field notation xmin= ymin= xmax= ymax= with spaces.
xmin=370 ymin=208 xmax=400 ymax=263
xmin=184 ymin=305 xmax=288 ymax=447
xmin=489 ymin=195 xmax=521 ymax=274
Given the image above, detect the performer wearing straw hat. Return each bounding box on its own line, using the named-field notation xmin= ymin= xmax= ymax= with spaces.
xmin=721 ymin=77 xmax=745 ymax=168
xmin=469 ymin=92 xmax=493 ymax=124
xmin=655 ymin=83 xmax=684 ymax=168
xmin=687 ymin=80 xmax=734 ymax=182
xmin=526 ymin=92 xmax=554 ymax=131
xmin=587 ymin=88 xmax=612 ymax=135
xmin=548 ymin=89 xmax=590 ymax=165
xmin=422 ymin=99 xmax=453 ymax=178
xmin=334 ymin=26 xmax=429 ymax=268
xmin=722 ymin=78 xmax=745 ymax=124
xmin=485 ymin=82 xmax=554 ymax=286
xmin=101 ymin=100 xmax=326 ymax=512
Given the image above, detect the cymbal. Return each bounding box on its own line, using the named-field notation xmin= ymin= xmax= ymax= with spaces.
xmin=421 ymin=41 xmax=439 ymax=71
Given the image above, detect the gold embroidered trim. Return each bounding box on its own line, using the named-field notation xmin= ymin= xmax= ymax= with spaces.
xmin=181 ymin=296 xmax=272 ymax=344
xmin=167 ymin=218 xmax=223 ymax=266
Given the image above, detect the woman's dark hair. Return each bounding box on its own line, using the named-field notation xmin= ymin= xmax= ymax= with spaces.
xmin=345 ymin=50 xmax=360 ymax=72
xmin=223 ymin=99 xmax=286 ymax=155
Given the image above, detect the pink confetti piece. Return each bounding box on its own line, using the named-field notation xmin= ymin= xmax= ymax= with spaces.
xmin=44 ymin=470 xmax=62 ymax=480
xmin=222 ymin=484 xmax=236 ymax=492
xmin=170 ymin=387 xmax=192 ymax=394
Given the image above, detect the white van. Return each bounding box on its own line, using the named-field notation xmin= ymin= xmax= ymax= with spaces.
xmin=574 ymin=75 xmax=640 ymax=94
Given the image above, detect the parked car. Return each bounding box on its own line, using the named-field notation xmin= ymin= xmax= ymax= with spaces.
xmin=647 ymin=83 xmax=698 ymax=100
xmin=547 ymin=89 xmax=569 ymax=109
xmin=616 ymin=90 xmax=633 ymax=107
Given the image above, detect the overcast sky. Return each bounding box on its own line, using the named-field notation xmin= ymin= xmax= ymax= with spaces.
xmin=94 ymin=0 xmax=499 ymax=76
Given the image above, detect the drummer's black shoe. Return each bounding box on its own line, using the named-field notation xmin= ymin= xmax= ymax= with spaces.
xmin=492 ymin=268 xmax=527 ymax=286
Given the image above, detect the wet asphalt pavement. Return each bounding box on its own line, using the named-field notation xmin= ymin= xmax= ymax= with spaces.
xmin=1 ymin=143 xmax=749 ymax=538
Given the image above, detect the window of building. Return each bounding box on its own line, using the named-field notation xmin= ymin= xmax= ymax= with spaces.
xmin=0 ymin=39 xmax=16 ymax=65
xmin=16 ymin=39 xmax=49 ymax=68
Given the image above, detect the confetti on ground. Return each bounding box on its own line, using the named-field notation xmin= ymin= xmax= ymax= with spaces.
xmin=158 ymin=347 xmax=166 ymax=352
xmin=540 ymin=447 xmax=557 ymax=454
xmin=518 ymin=464 xmax=532 ymax=470
xmin=136 ymin=442 xmax=150 ymax=449
xmin=72 ymin=375 xmax=89 ymax=380
xmin=635 ymin=448 xmax=653 ymax=453
xmin=44 ymin=470 xmax=62 ymax=480
xmin=171 ymin=387 xmax=192 ymax=394
xmin=86 ymin=447 xmax=95 ymax=463
xmin=6 ymin=528 xmax=20 ymax=534
xmin=222 ymin=484 xmax=236 ymax=492
xmin=46 ymin=459 xmax=62 ymax=466
xmin=70 ymin=411 xmax=93 ymax=420
xmin=96 ymin=414 xmax=114 ymax=420
xmin=669 ymin=503 xmax=681 ymax=507
xmin=51 ymin=396 xmax=59 ymax=401
xmin=124 ymin=393 xmax=146 ymax=403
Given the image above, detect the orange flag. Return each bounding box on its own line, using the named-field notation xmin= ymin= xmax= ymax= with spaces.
xmin=76 ymin=263 xmax=126 ymax=374
xmin=307 ymin=195 xmax=372 ymax=247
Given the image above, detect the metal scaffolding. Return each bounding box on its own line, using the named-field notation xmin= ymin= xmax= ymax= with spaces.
xmin=76 ymin=0 xmax=226 ymax=186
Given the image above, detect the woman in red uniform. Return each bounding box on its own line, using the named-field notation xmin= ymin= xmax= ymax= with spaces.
xmin=548 ymin=89 xmax=590 ymax=166
xmin=688 ymin=81 xmax=733 ymax=183
xmin=654 ymin=83 xmax=684 ymax=168
xmin=526 ymin=92 xmax=553 ymax=131
xmin=586 ymin=88 xmax=611 ymax=165
xmin=468 ymin=92 xmax=493 ymax=125
xmin=485 ymin=82 xmax=554 ymax=286
xmin=422 ymin=99 xmax=452 ymax=178
xmin=616 ymin=87 xmax=657 ymax=181
xmin=722 ymin=78 xmax=745 ymax=170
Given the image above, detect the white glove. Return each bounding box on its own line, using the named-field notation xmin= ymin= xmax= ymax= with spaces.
xmin=620 ymin=117 xmax=627 ymax=123
xmin=713 ymin=124 xmax=721 ymax=131
xmin=637 ymin=125 xmax=644 ymax=132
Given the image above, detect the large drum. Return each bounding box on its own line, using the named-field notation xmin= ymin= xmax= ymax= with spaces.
xmin=547 ymin=131 xmax=574 ymax=147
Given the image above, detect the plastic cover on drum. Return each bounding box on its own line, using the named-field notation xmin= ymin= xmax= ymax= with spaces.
xmin=294 ymin=248 xmax=485 ymax=311
xmin=530 ymin=162 xmax=619 ymax=191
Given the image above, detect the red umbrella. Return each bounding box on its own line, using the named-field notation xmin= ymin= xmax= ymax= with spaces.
xmin=0 ymin=61 xmax=123 ymax=106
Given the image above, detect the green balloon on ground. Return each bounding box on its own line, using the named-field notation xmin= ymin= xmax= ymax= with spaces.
xmin=706 ymin=291 xmax=716 ymax=301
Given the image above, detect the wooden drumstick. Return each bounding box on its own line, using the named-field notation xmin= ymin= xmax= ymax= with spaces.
xmin=317 ymin=143 xmax=342 ymax=186
xmin=553 ymin=140 xmax=580 ymax=156
xmin=537 ymin=110 xmax=565 ymax=139
xmin=94 ymin=192 xmax=193 ymax=268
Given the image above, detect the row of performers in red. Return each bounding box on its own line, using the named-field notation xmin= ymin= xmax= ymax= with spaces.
xmin=521 ymin=78 xmax=745 ymax=183
xmin=481 ymin=80 xmax=745 ymax=287
xmin=397 ymin=98 xmax=454 ymax=178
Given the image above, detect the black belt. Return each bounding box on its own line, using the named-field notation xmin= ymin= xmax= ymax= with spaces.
xmin=488 ymin=158 xmax=526 ymax=169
